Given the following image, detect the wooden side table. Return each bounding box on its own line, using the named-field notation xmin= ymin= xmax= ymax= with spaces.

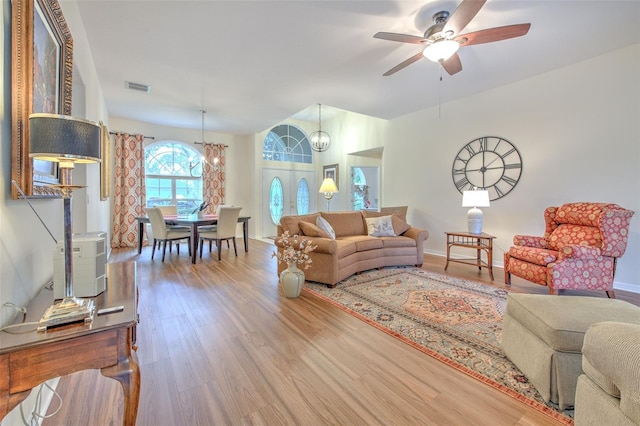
xmin=444 ymin=231 xmax=496 ymax=280
xmin=0 ymin=262 xmax=140 ymax=425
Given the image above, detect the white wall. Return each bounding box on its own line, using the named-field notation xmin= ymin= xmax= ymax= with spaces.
xmin=383 ymin=45 xmax=639 ymax=292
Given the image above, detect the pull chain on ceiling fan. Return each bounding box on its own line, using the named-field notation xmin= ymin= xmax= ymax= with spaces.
xmin=373 ymin=0 xmax=531 ymax=76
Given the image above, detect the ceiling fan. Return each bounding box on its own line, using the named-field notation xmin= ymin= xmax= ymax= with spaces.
xmin=374 ymin=0 xmax=530 ymax=76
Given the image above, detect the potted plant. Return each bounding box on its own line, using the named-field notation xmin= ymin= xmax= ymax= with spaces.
xmin=272 ymin=231 xmax=317 ymax=298
xmin=192 ymin=201 xmax=210 ymax=217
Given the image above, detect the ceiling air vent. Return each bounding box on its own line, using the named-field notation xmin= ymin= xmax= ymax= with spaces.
xmin=125 ymin=81 xmax=151 ymax=93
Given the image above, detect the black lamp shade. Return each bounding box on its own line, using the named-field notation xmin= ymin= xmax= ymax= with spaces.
xmin=29 ymin=113 xmax=101 ymax=163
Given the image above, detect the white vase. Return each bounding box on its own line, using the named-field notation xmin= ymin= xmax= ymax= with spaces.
xmin=280 ymin=263 xmax=305 ymax=298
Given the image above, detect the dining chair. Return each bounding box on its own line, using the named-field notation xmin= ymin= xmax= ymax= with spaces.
xmin=151 ymin=204 xmax=189 ymax=253
xmin=198 ymin=205 xmax=233 ymax=250
xmin=198 ymin=206 xmax=242 ymax=260
xmin=156 ymin=205 xmax=177 ymax=215
xmin=156 ymin=204 xmax=190 ymax=232
xmin=147 ymin=207 xmax=192 ymax=262
xmin=198 ymin=204 xmax=233 ymax=232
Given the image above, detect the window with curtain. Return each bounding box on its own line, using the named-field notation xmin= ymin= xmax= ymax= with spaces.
xmin=262 ymin=124 xmax=312 ymax=164
xmin=145 ymin=141 xmax=203 ymax=214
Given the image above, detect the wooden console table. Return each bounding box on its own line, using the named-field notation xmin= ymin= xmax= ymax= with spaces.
xmin=0 ymin=262 xmax=140 ymax=425
xmin=444 ymin=231 xmax=496 ymax=280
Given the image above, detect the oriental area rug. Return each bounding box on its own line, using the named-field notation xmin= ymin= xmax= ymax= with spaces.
xmin=304 ymin=267 xmax=572 ymax=425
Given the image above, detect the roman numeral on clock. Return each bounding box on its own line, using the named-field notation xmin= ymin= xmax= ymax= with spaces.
xmin=455 ymin=177 xmax=470 ymax=191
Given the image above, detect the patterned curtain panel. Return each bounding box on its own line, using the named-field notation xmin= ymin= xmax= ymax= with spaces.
xmin=202 ymin=144 xmax=226 ymax=214
xmin=111 ymin=133 xmax=147 ymax=248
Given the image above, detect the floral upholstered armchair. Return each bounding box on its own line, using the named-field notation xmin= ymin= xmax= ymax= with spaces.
xmin=504 ymin=202 xmax=634 ymax=297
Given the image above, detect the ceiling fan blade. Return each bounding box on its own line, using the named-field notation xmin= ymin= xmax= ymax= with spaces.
xmin=455 ymin=23 xmax=531 ymax=46
xmin=382 ymin=52 xmax=424 ymax=76
xmin=374 ymin=32 xmax=426 ymax=44
xmin=441 ymin=53 xmax=462 ymax=75
xmin=443 ymin=0 xmax=487 ymax=36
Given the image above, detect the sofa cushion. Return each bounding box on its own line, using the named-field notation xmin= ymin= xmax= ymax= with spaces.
xmin=380 ymin=235 xmax=417 ymax=248
xmin=300 ymin=221 xmax=330 ymax=238
xmin=340 ymin=235 xmax=383 ymax=251
xmin=280 ymin=213 xmax=320 ymax=236
xmin=391 ymin=215 xmax=411 ymax=235
xmin=365 ymin=215 xmax=395 ymax=237
xmin=335 ymin=239 xmax=357 ymax=258
xmin=316 ymin=216 xmax=336 ymax=240
xmin=362 ymin=210 xmax=411 ymax=235
xmin=379 ymin=206 xmax=408 ymax=222
xmin=321 ymin=211 xmax=366 ymax=237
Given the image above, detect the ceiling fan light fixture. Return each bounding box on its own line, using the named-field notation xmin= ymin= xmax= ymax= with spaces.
xmin=423 ymin=39 xmax=460 ymax=63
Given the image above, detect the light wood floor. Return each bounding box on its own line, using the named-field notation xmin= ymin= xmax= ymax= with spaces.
xmin=41 ymin=239 xmax=639 ymax=426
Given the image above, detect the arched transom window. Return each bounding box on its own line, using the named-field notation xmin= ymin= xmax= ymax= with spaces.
xmin=263 ymin=124 xmax=312 ymax=164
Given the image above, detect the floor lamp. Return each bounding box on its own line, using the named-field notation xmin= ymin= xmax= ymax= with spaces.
xmin=319 ymin=178 xmax=338 ymax=211
xmin=29 ymin=113 xmax=101 ymax=331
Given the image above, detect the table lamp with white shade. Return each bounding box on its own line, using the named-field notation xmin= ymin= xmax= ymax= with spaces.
xmin=462 ymin=189 xmax=490 ymax=234
xmin=29 ymin=113 xmax=101 ymax=331
xmin=319 ymin=178 xmax=338 ymax=211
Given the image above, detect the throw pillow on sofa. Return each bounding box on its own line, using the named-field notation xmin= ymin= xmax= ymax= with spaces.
xmin=365 ymin=215 xmax=395 ymax=237
xmin=300 ymin=221 xmax=331 ymax=238
xmin=362 ymin=210 xmax=411 ymax=235
xmin=316 ymin=216 xmax=336 ymax=240
xmin=391 ymin=215 xmax=411 ymax=235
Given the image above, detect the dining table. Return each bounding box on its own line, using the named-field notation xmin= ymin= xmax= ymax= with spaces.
xmin=136 ymin=214 xmax=251 ymax=264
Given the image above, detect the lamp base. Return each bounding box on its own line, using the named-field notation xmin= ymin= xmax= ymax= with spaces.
xmin=37 ymin=297 xmax=95 ymax=332
xmin=467 ymin=207 xmax=484 ymax=234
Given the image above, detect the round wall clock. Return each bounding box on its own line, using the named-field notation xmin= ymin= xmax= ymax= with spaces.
xmin=452 ymin=136 xmax=523 ymax=201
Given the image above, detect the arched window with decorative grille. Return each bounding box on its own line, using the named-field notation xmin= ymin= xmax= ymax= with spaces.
xmin=262 ymin=124 xmax=312 ymax=164
xmin=145 ymin=141 xmax=203 ymax=214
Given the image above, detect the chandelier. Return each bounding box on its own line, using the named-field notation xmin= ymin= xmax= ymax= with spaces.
xmin=191 ymin=109 xmax=219 ymax=177
xmin=310 ymin=103 xmax=331 ymax=152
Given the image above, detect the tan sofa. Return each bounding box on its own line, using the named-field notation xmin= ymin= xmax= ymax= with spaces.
xmin=275 ymin=209 xmax=428 ymax=287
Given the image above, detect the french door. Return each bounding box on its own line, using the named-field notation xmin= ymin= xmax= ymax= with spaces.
xmin=262 ymin=168 xmax=316 ymax=238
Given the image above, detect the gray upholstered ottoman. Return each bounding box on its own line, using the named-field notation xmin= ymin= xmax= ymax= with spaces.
xmin=502 ymin=293 xmax=640 ymax=409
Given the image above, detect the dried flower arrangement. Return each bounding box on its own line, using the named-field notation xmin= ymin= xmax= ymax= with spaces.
xmin=272 ymin=231 xmax=317 ymax=269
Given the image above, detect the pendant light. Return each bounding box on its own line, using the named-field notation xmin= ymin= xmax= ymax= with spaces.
xmin=310 ymin=103 xmax=331 ymax=152
xmin=191 ymin=109 xmax=219 ymax=177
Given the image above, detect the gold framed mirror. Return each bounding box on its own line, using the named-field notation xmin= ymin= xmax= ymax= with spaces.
xmin=11 ymin=0 xmax=73 ymax=199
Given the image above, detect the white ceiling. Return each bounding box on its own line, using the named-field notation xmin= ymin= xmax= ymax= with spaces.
xmin=76 ymin=0 xmax=640 ymax=135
